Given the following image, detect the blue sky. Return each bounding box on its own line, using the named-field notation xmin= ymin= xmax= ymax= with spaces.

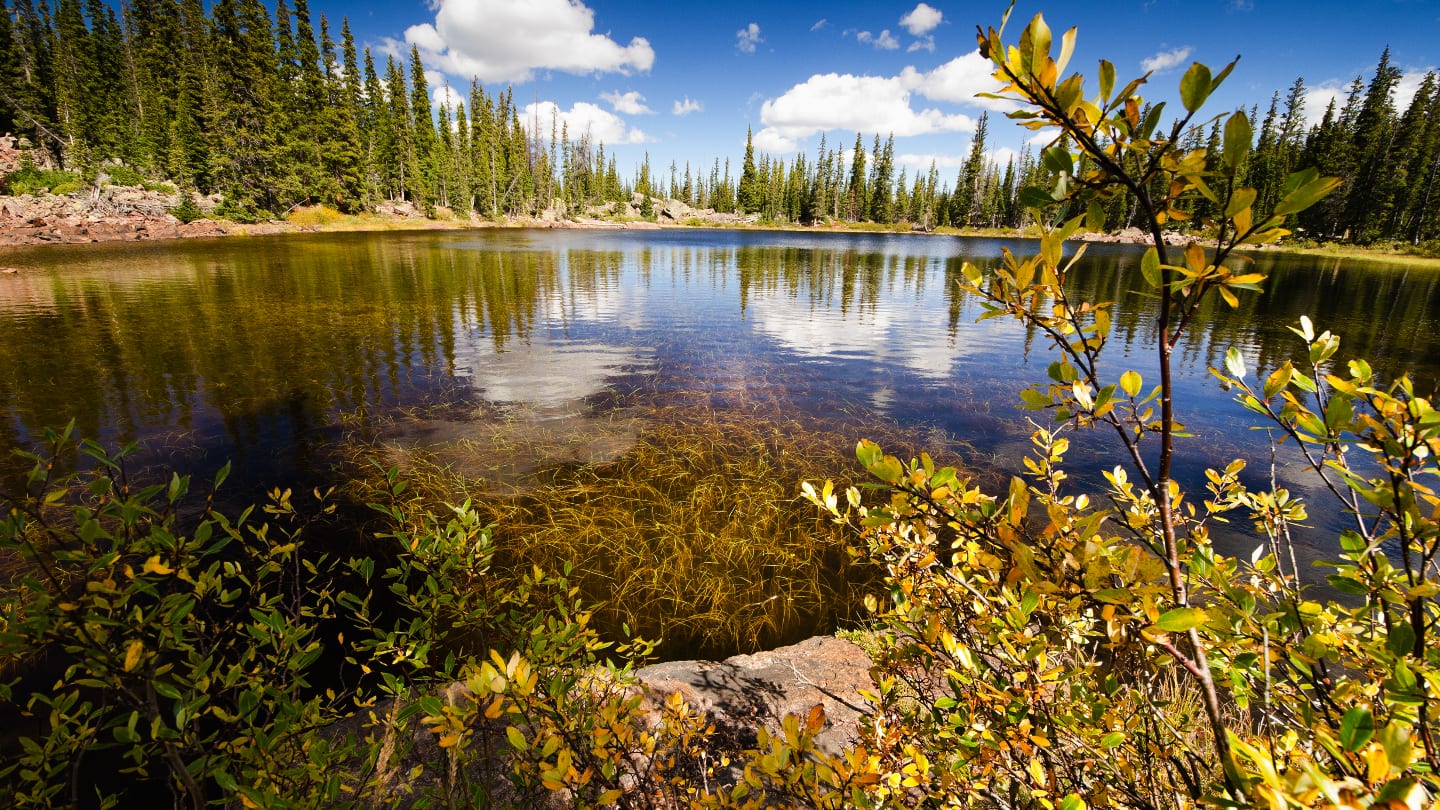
xmin=325 ymin=0 xmax=1439 ymax=184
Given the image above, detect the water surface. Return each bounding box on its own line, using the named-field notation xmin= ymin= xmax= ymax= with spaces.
xmin=2 ymin=229 xmax=1437 ymax=648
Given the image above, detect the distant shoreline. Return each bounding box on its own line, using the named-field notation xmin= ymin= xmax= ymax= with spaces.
xmin=2 ymin=193 xmax=1436 ymax=270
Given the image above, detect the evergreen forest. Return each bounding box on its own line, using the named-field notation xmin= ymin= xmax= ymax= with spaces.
xmin=0 ymin=0 xmax=1438 ymax=245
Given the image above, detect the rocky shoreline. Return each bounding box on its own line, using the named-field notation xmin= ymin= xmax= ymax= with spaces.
xmin=0 ymin=186 xmax=764 ymax=250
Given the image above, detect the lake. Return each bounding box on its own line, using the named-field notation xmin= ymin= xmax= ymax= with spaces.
xmin=2 ymin=228 xmax=1437 ymax=655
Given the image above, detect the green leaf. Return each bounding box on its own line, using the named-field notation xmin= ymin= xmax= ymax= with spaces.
xmin=1100 ymin=731 xmax=1124 ymax=749
xmin=1272 ymin=168 xmax=1342 ymax=217
xmin=1098 ymin=60 xmax=1115 ymax=102
xmin=1086 ymin=200 xmax=1105 ymax=232
xmin=1043 ymin=145 xmax=1074 ymax=176
xmin=1222 ymin=111 xmax=1252 ymax=170
xmin=1339 ymin=706 xmax=1375 ymax=752
xmin=1019 ymin=185 xmax=1056 ymax=209
xmin=1020 ymin=387 xmax=1054 ymax=408
xmin=1140 ymin=247 xmax=1161 ymax=287
xmin=1224 ymin=187 xmax=1257 ymax=219
xmin=505 ymin=725 xmax=528 ymax=752
xmin=1179 ymin=62 xmax=1213 ymax=112
xmin=1119 ymin=370 xmax=1142 ymax=398
xmin=1153 ymin=607 xmax=1208 ymax=632
xmin=1387 ymin=622 xmax=1417 ymax=658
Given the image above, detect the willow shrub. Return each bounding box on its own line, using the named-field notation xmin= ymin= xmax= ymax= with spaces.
xmin=0 ymin=427 xmax=710 ymax=808
xmin=790 ymin=7 xmax=1438 ymax=809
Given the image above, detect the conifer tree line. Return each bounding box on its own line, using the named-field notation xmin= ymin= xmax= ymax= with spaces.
xmin=0 ymin=0 xmax=650 ymax=220
xmin=724 ymin=50 xmax=1440 ymax=246
xmin=1 ymin=0 xmax=1437 ymax=245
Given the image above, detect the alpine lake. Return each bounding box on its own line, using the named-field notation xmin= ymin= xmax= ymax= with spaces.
xmin=3 ymin=228 xmax=1438 ymax=659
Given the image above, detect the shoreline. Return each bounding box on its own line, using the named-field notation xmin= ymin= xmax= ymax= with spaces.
xmin=1 ymin=192 xmax=1436 ymax=271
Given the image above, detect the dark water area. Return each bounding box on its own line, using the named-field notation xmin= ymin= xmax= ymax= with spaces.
xmin=1 ymin=228 xmax=1437 ymax=652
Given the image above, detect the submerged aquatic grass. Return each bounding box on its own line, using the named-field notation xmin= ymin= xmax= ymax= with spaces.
xmin=340 ymin=391 xmax=966 ymax=660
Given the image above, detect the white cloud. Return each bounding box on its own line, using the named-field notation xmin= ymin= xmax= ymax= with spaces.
xmin=519 ymin=100 xmax=650 ymax=145
xmin=672 ymin=97 xmax=703 ymax=116
xmin=811 ymin=18 xmax=828 ymax=32
xmin=400 ymin=0 xmax=653 ymax=84
xmin=736 ymin=22 xmax=763 ymax=54
xmin=753 ymin=129 xmax=800 ymax=153
xmin=904 ymin=51 xmax=1011 ymax=111
xmin=857 ymin=29 xmax=900 ymax=50
xmin=601 ymin=90 xmax=653 ymax=115
xmin=988 ymin=146 xmax=1020 ymax=167
xmin=908 ymin=36 xmax=935 ymax=53
xmin=899 ymin=3 xmax=943 ymax=36
xmin=756 ymin=71 xmax=975 ymax=150
xmin=1141 ymin=46 xmax=1193 ymax=74
xmin=749 ymin=50 xmax=1017 ymax=152
xmin=1302 ymin=82 xmax=1347 ymax=127
xmin=1028 ymin=128 xmax=1062 ymax=147
xmin=1298 ymin=68 xmax=1433 ymax=130
xmin=1395 ymin=69 xmax=1437 ymax=112
xmin=896 ymin=147 xmax=1019 ymax=173
xmin=898 ymin=152 xmax=968 ymax=170
xmin=431 ymin=84 xmax=461 ymax=112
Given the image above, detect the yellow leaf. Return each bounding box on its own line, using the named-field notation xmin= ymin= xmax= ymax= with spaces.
xmin=240 ymin=795 xmax=258 ymax=809
xmin=123 ymin=640 xmax=143 ymax=672
xmin=438 ymin=731 xmax=463 ymax=749
xmin=142 ymin=555 xmax=173 ymax=576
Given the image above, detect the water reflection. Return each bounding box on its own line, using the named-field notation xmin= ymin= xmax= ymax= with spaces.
xmin=0 ymin=229 xmax=1437 ymax=549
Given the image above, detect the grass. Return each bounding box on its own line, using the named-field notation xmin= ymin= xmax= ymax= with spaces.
xmin=338 ymin=390 xmax=969 ymax=660
xmin=1258 ymin=239 xmax=1440 ymax=268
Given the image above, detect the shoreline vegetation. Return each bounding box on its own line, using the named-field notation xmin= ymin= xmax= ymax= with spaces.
xmin=4 ymin=183 xmax=1439 ymax=272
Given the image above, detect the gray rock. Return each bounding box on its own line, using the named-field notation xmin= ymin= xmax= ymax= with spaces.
xmin=634 ymin=635 xmax=872 ymax=755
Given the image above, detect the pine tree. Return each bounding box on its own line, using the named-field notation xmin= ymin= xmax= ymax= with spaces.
xmin=846 ymin=132 xmax=866 ymax=220
xmin=867 ymin=133 xmax=894 ymax=223
xmin=957 ymin=113 xmax=989 ymax=227
xmin=1343 ymin=48 xmax=1401 ymax=242
xmin=736 ymin=126 xmax=761 ymax=214
xmin=207 ymin=0 xmax=282 ymax=214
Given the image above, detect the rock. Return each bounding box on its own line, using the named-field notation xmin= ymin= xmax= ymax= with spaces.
xmin=634 ymin=635 xmax=872 ymax=755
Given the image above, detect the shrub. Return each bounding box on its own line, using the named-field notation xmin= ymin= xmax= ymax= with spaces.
xmin=102 ymin=164 xmax=147 ymax=187
xmin=3 ymin=156 xmax=83 ymax=196
xmin=800 ymin=9 xmax=1438 ymax=809
xmin=171 ymin=192 xmax=205 ymax=223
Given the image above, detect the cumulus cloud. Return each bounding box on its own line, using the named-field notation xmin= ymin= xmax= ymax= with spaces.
xmin=1301 ymin=82 xmax=1348 ymax=127
xmin=897 ymin=146 xmax=1019 ymax=173
xmin=601 ymin=90 xmax=653 ymax=115
xmin=672 ymin=97 xmax=703 ymax=116
xmin=749 ymin=50 xmax=1017 ymax=153
xmin=400 ymin=0 xmax=653 ymax=84
xmin=899 ymin=3 xmax=943 ymax=36
xmin=1395 ymin=68 xmax=1437 ymax=112
xmin=519 ymin=100 xmax=649 ymax=144
xmin=1141 ymin=46 xmax=1194 ymax=74
xmin=857 ymin=29 xmax=900 ymax=50
xmin=755 ymin=72 xmax=976 ymax=152
xmin=897 ymin=152 xmax=969 ymax=170
xmin=431 ymin=84 xmax=461 ymax=112
xmin=902 ymin=51 xmax=1012 ymax=111
xmin=736 ymin=22 xmax=763 ymax=53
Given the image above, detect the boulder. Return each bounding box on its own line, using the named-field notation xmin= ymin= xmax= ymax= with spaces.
xmin=634 ymin=635 xmax=872 ymax=755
